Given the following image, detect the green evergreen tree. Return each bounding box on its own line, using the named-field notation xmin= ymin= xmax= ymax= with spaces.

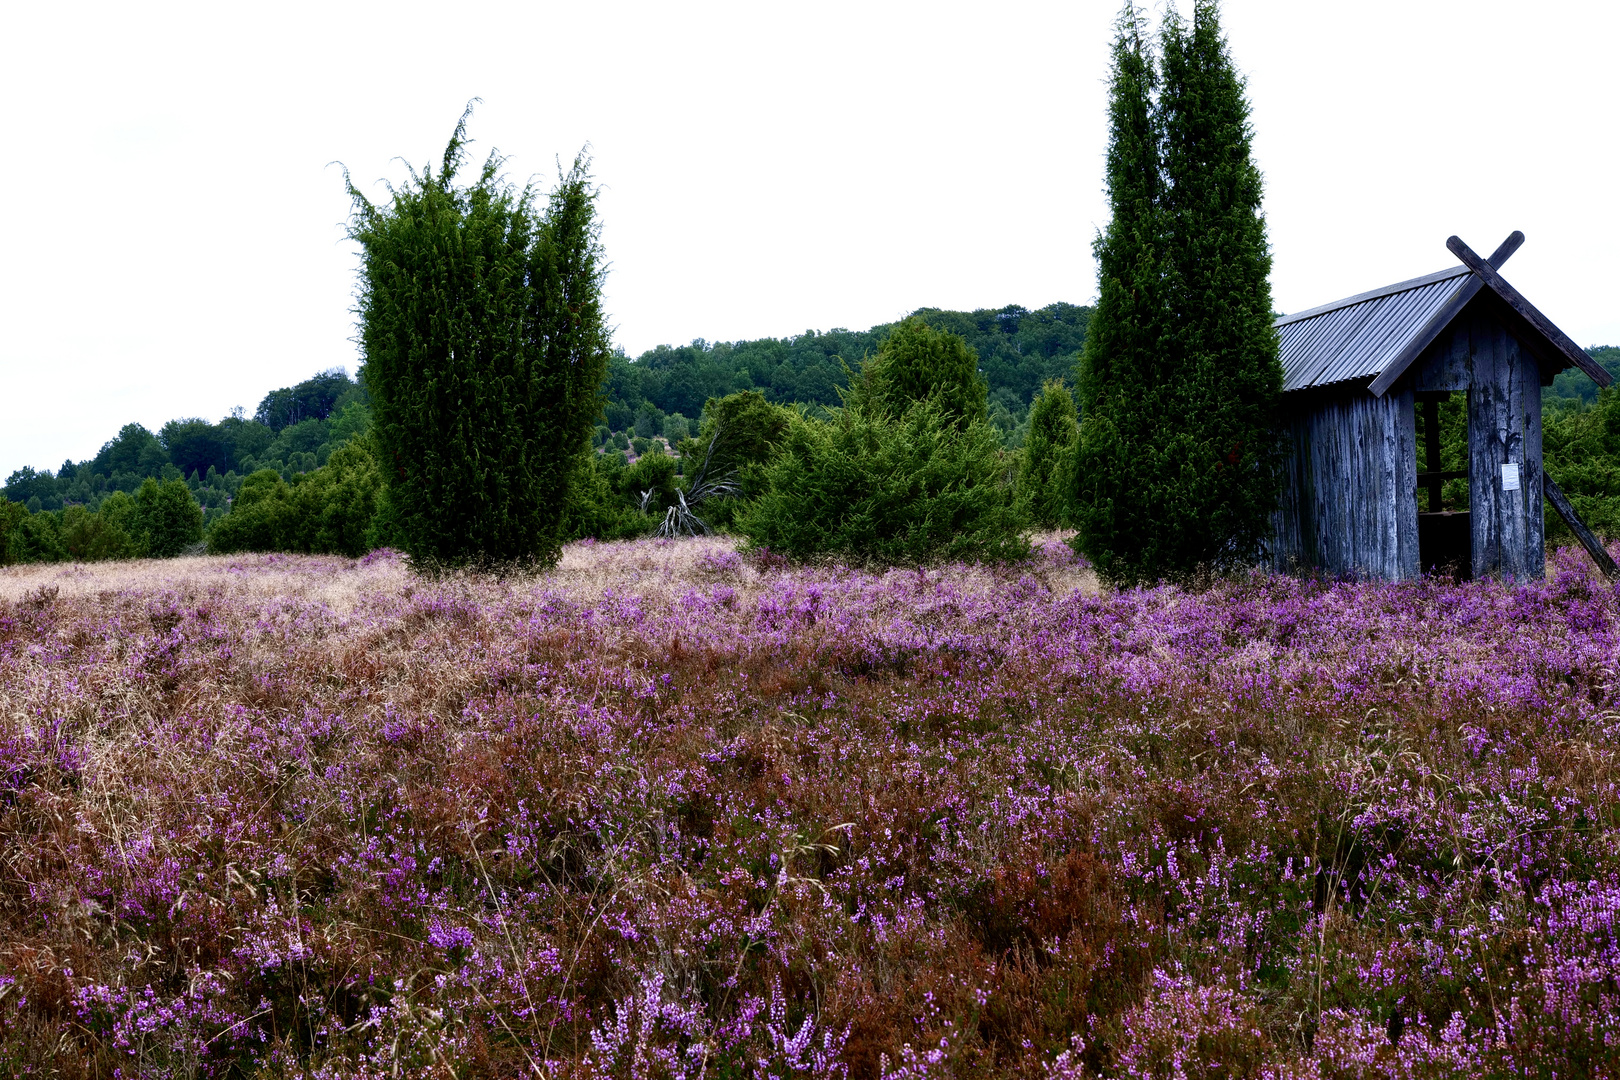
xmin=1073 ymin=1 xmax=1280 ymax=584
xmin=13 ymin=512 xmax=70 ymax=563
xmin=1544 ymin=386 xmax=1620 ymax=541
xmin=1156 ymin=0 xmax=1282 ymax=570
xmin=99 ymin=492 xmax=144 ymax=556
xmin=1020 ymin=378 xmax=1079 ymax=529
xmin=1073 ymin=4 xmax=1175 ymax=584
xmin=559 ymin=452 xmax=650 ymax=542
xmin=208 ymin=470 xmax=292 ymax=555
xmin=135 ymin=477 xmax=204 ymax=557
xmin=850 ymin=318 xmax=989 ymax=429
xmin=347 ymin=108 xmax=610 ymax=569
xmin=299 ymin=438 xmax=385 ymax=557
xmin=680 ymin=391 xmax=793 ymax=486
xmin=59 ymin=504 xmax=141 ymax=561
xmin=0 ymin=501 xmax=28 ymax=565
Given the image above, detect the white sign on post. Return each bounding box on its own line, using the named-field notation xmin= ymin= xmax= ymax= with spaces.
xmin=1501 ymin=463 xmax=1521 ymax=491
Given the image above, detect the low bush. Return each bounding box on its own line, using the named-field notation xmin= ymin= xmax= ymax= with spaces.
xmin=560 ymin=452 xmax=652 ymax=542
xmin=59 ymin=499 xmax=142 ymax=561
xmin=0 ymin=482 xmax=201 ymax=564
xmin=846 ymin=316 xmax=989 ymax=428
xmin=207 ymin=437 xmax=384 ymax=557
xmin=134 ymin=476 xmax=204 ymax=557
xmin=739 ymin=397 xmax=1027 ymax=563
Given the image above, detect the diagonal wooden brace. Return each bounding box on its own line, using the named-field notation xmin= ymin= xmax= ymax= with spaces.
xmin=1543 ymin=469 xmax=1620 ymax=580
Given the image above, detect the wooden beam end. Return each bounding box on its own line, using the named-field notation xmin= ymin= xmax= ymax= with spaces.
xmin=1491 ymin=231 xmax=1526 ymax=268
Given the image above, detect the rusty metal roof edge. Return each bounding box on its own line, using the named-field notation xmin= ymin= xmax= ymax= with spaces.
xmin=1274 ymin=264 xmax=1471 ymax=328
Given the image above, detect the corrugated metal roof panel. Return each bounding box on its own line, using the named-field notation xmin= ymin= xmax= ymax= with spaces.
xmin=1276 ymin=266 xmax=1471 ymax=393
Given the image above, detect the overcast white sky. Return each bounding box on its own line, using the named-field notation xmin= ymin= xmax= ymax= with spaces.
xmin=2 ymin=0 xmax=1616 ymax=476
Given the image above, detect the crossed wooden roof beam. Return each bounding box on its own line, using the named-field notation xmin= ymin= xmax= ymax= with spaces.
xmin=1367 ymin=231 xmax=1611 ymax=397
xmin=1368 ymin=232 xmax=1618 ymax=579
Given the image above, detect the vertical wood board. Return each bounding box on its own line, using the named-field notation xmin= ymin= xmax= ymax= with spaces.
xmin=1466 ymin=312 xmax=1544 ymax=580
xmin=1273 ymin=389 xmax=1418 ymax=579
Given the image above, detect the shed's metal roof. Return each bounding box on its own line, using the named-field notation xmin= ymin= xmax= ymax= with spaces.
xmin=1275 ymin=265 xmax=1471 ymax=393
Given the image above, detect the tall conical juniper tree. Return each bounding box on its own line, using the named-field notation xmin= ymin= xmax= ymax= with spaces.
xmin=1157 ymin=0 xmax=1283 ymax=574
xmin=1072 ymin=4 xmax=1176 ymax=583
xmin=1073 ymin=1 xmax=1281 ymax=584
xmin=347 ymin=108 xmax=609 ymax=569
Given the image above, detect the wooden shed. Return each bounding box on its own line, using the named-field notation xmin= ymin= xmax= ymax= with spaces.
xmin=1270 ymin=232 xmax=1612 ymax=581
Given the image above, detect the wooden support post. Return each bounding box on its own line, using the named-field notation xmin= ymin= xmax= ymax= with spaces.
xmin=1543 ymin=469 xmax=1620 ymax=580
xmin=1423 ymin=397 xmax=1443 ymax=511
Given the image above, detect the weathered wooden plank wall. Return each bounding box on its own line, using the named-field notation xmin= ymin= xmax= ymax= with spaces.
xmin=1271 ymin=387 xmax=1418 ymax=578
xmin=1270 ymin=409 xmax=1311 ymax=570
xmin=1411 ymin=302 xmax=1544 ymax=580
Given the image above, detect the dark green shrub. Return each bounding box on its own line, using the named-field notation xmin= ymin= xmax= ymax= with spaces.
xmin=848 ymin=318 xmax=988 ymax=429
xmin=208 ymin=439 xmax=386 ymax=558
xmin=621 ymin=447 xmax=680 ymax=513
xmin=738 ymin=399 xmax=1026 ymax=564
xmin=99 ymin=493 xmax=143 ymax=555
xmin=135 ymin=477 xmax=204 ymax=558
xmin=1545 ymin=387 xmax=1620 ymax=540
xmin=683 ymin=391 xmax=793 ymax=478
xmin=347 ymin=111 xmax=610 ymax=569
xmin=670 ymin=390 xmax=795 ymax=532
xmin=633 ymin=403 xmax=665 ymax=440
xmin=1019 ymin=379 xmax=1079 ymax=529
xmin=208 ymin=470 xmax=292 ymax=554
xmin=0 ymin=501 xmax=26 ymax=565
xmin=5 ymin=507 xmax=68 ymax=563
xmin=560 ymin=454 xmax=651 ymax=542
xmin=0 ymin=497 xmax=146 ymax=565
xmin=300 ymin=439 xmax=383 ymax=557
xmin=60 ymin=504 xmax=141 ymax=562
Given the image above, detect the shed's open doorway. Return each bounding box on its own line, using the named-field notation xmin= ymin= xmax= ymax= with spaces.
xmin=1415 ymin=391 xmax=1470 ymax=578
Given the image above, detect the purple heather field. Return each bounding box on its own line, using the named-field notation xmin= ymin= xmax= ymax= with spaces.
xmin=1 ymin=535 xmax=1618 ymax=1079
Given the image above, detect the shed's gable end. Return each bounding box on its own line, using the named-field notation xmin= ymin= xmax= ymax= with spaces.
xmin=1274 ymin=232 xmax=1609 ymax=397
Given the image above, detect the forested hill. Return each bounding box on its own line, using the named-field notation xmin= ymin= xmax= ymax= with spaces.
xmin=604 ymin=302 xmax=1092 ymax=440
xmin=1547 ymin=345 xmax=1620 ymax=409
xmin=0 ymin=303 xmax=1090 ymax=519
